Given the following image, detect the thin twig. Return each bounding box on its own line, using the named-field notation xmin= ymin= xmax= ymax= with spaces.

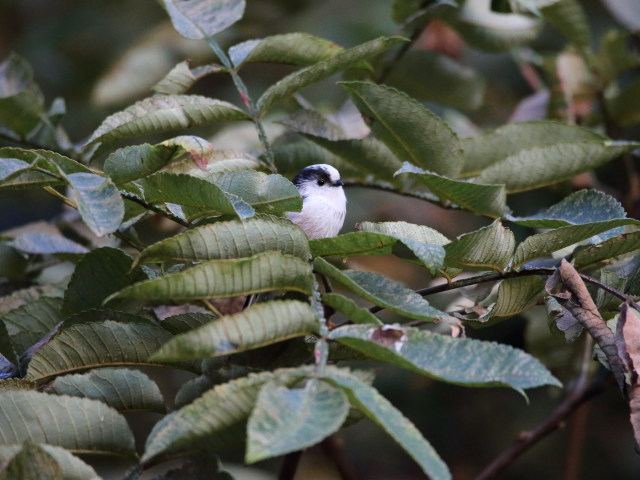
xmin=474 ymin=369 xmax=611 ymax=480
xmin=120 ymin=191 xmax=191 ymax=228
xmin=43 ymin=186 xmax=77 ymax=209
xmin=205 ymin=37 xmax=277 ymax=173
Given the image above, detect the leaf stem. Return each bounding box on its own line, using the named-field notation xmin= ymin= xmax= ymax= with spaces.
xmin=43 ymin=186 xmax=77 ymax=209
xmin=120 ymin=191 xmax=191 ymax=228
xmin=205 ymin=37 xmax=277 ymax=173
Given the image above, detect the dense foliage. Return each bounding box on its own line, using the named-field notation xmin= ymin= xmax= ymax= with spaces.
xmin=1 ymin=0 xmax=640 ymax=479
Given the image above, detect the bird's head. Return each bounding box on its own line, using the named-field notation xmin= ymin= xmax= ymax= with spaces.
xmin=291 ymin=163 xmax=344 ymax=200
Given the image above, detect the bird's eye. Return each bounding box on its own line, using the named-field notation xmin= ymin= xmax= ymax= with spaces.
xmin=317 ymin=179 xmax=325 ymax=186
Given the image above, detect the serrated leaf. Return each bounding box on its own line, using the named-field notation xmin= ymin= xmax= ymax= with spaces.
xmin=0 ymin=53 xmax=45 ymax=136
xmin=159 ymin=312 xmax=217 ymax=335
xmin=0 ymin=391 xmax=135 ymax=456
xmin=385 ymin=50 xmax=486 ymax=111
xmin=444 ymin=220 xmax=515 ymax=271
xmin=512 ymin=220 xmax=640 ymax=268
xmin=314 ymin=257 xmax=447 ymax=321
xmin=574 ymin=231 xmax=640 ymax=269
xmin=142 ymin=369 xmax=308 ymax=463
xmin=475 ymin=140 xmax=638 ymax=193
xmin=445 ymin=0 xmax=542 ymax=52
xmin=230 ymin=33 xmax=343 ymax=68
xmin=1 ymin=296 xmax=63 ymax=355
xmin=0 ymin=443 xmax=100 ymax=480
xmin=0 ymin=442 xmax=65 ymax=480
xmin=483 ymin=276 xmax=546 ymax=322
xmin=63 ymin=247 xmax=148 ymax=315
xmin=309 ymin=232 xmax=397 ymax=257
xmin=322 ymin=293 xmax=383 ymax=326
xmin=246 ymin=380 xmax=349 ymax=463
xmin=109 ymin=251 xmax=314 ymax=302
xmin=357 ymin=221 xmax=449 ymax=275
xmin=138 ymin=172 xmax=255 ymax=220
xmin=153 ymin=61 xmax=223 ymax=95
xmin=329 ymin=324 xmax=561 ymax=390
xmin=137 ymin=216 xmax=310 ymax=264
xmin=104 ymin=143 xmax=177 ymax=184
xmin=47 ymin=368 xmax=165 ymax=413
xmin=84 ymin=95 xmax=250 ymax=153
xmin=63 ymin=173 xmax=124 ymax=237
xmin=461 ymin=121 xmax=606 ymax=177
xmin=508 ymin=189 xmax=627 ymax=228
xmin=151 ymin=300 xmax=319 ymax=361
xmin=321 ymin=366 xmax=451 ymax=480
xmin=257 ymin=37 xmax=406 ymax=115
xmin=161 ymin=0 xmax=245 ymax=40
xmin=210 ymin=170 xmax=302 ymax=214
xmin=26 ymin=321 xmax=174 ymax=384
xmin=283 ymin=109 xmax=403 ymax=181
xmin=11 ymin=231 xmax=88 ymax=255
xmin=396 ymin=162 xmax=506 ymax=218
xmin=541 ymin=0 xmax=591 ymax=51
xmin=341 ymin=82 xmax=462 ymax=177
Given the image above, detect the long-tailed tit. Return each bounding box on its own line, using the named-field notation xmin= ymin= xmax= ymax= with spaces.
xmin=287 ymin=164 xmax=347 ymax=239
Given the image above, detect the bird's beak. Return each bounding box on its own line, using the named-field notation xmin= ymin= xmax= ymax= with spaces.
xmin=333 ymin=179 xmax=344 ymax=187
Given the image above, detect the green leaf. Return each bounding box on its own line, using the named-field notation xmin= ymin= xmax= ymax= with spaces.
xmin=385 ymin=50 xmax=486 ymax=111
xmin=63 ymin=173 xmax=124 ymax=237
xmin=0 ymin=380 xmax=35 ymax=393
xmin=84 ymin=95 xmax=250 ymax=153
xmin=460 ymin=121 xmax=606 ymax=177
xmin=607 ymin=77 xmax=640 ymax=127
xmin=357 ymin=221 xmax=450 ymax=275
xmin=151 ymin=300 xmax=319 ymax=361
xmin=444 ymin=220 xmax=515 ymax=272
xmin=0 ymin=53 xmax=45 ymax=136
xmin=593 ymin=31 xmax=640 ymax=86
xmin=574 ymin=231 xmax=640 ymax=269
xmin=153 ymin=61 xmax=223 ymax=95
xmin=246 ymin=380 xmax=349 ymax=463
xmin=142 ymin=369 xmax=307 ymax=463
xmin=482 ymin=276 xmax=546 ymax=322
xmin=103 ymin=143 xmax=177 ymax=184
xmin=210 ymin=170 xmax=302 ymax=214
xmin=309 ymin=232 xmax=397 ymax=258
xmin=62 ymin=247 xmax=148 ymax=315
xmin=329 ymin=324 xmax=561 ymax=390
xmin=444 ymin=0 xmax=542 ymax=52
xmin=396 ymin=162 xmax=506 ymax=218
xmin=11 ymin=231 xmax=88 ymax=255
xmin=541 ymin=0 xmax=591 ymax=51
xmin=0 ymin=391 xmax=135 ymax=456
xmin=257 ymin=37 xmax=406 ymax=115
xmin=283 ymin=110 xmax=403 ymax=181
xmin=138 ymin=172 xmax=255 ymax=220
xmin=161 ymin=0 xmax=245 ymax=40
xmin=25 ymin=321 xmax=174 ymax=384
xmin=475 ymin=140 xmax=637 ymax=193
xmin=47 ymin=368 xmax=166 ymax=413
xmin=1 ymin=297 xmax=63 ymax=355
xmin=137 ymin=216 xmax=310 ymax=264
xmin=341 ymin=82 xmax=462 ymax=177
xmin=0 ymin=442 xmax=65 ymax=480
xmin=0 ymin=443 xmax=100 ymax=480
xmin=321 ymin=293 xmax=383 ymax=326
xmin=229 ymin=33 xmax=343 ymax=68
xmin=314 ymin=257 xmax=448 ymax=321
xmin=109 ymin=251 xmax=314 ymax=301
xmin=321 ymin=367 xmax=451 ymax=480
xmin=512 ymin=220 xmax=640 ymax=268
xmin=159 ymin=312 xmax=217 ymax=335
xmin=508 ymin=189 xmax=627 ymax=228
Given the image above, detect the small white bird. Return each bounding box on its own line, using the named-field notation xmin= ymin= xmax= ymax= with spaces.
xmin=287 ymin=164 xmax=347 ymax=239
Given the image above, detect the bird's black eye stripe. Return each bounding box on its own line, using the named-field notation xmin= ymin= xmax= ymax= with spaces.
xmin=292 ymin=165 xmax=332 ymax=189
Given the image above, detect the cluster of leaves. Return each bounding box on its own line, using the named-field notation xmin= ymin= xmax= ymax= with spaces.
xmin=1 ymin=0 xmax=640 ymax=479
